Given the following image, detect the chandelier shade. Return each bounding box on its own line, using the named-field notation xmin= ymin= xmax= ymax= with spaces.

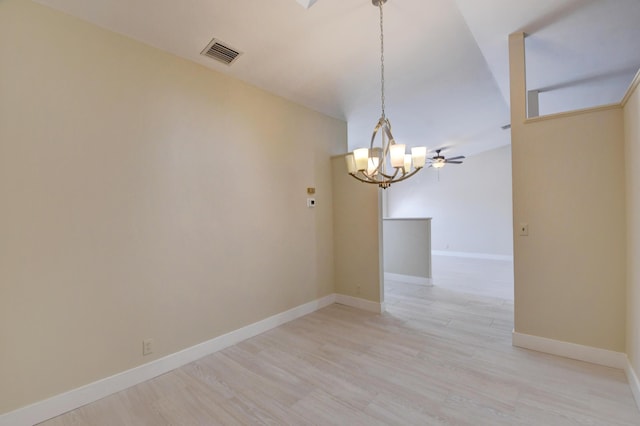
xmin=344 ymin=0 xmax=427 ymax=189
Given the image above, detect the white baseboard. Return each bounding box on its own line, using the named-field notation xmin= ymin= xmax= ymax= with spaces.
xmin=0 ymin=294 xmax=337 ymax=426
xmin=626 ymin=358 xmax=640 ymax=411
xmin=432 ymin=250 xmax=513 ymax=262
xmin=335 ymin=294 xmax=384 ymax=314
xmin=384 ymin=272 xmax=432 ymax=286
xmin=512 ymin=331 xmax=627 ymax=369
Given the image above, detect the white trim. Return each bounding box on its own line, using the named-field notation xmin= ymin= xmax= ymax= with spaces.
xmin=524 ymin=103 xmax=621 ymax=123
xmin=432 ymin=250 xmax=513 ymax=262
xmin=626 ymin=358 xmax=640 ymax=411
xmin=335 ymin=294 xmax=384 ymax=314
xmin=384 ymin=272 xmax=432 ymax=286
xmin=621 ymin=68 xmax=640 ymax=107
xmin=0 ymin=294 xmax=337 ymax=426
xmin=512 ymin=331 xmax=627 ymax=369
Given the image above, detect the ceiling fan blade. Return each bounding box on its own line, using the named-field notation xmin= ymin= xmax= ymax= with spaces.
xmin=445 ymin=160 xmax=463 ymax=164
xmin=446 ymin=156 xmax=465 ymax=161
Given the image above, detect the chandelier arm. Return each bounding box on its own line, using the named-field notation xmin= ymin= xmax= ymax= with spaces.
xmin=379 ymin=120 xmax=394 ymax=175
xmin=353 ymin=178 xmax=386 ymax=186
xmin=378 ymin=168 xmax=400 ymax=180
xmin=358 ymin=169 xmax=383 ymax=182
xmin=382 ymin=122 xmax=395 ymax=156
xmin=352 ymin=167 xmax=422 ymax=187
xmin=353 ymin=171 xmax=388 ymax=186
xmin=369 ymin=118 xmax=388 ymax=174
xmin=383 ymin=117 xmax=392 ymax=135
xmin=387 ymin=167 xmax=423 ymax=184
xmin=380 ymin=120 xmax=388 ymax=176
xmin=349 ymin=172 xmax=377 ymax=184
xmin=369 ymin=118 xmax=385 ymax=150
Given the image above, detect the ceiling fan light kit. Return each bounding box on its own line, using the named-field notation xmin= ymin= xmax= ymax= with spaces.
xmin=429 ymin=149 xmax=465 ymax=169
xmin=344 ymin=0 xmax=427 ymax=189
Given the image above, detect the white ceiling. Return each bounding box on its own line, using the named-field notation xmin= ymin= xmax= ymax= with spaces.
xmin=34 ymin=0 xmax=640 ymax=158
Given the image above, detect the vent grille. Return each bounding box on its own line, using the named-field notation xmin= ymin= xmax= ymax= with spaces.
xmin=201 ymin=38 xmax=242 ymax=65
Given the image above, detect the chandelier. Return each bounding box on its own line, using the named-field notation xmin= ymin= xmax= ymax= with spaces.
xmin=344 ymin=0 xmax=427 ymax=189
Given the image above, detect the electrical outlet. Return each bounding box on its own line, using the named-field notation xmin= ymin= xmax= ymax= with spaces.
xmin=142 ymin=338 xmax=153 ymax=356
xmin=519 ymin=223 xmax=529 ymax=236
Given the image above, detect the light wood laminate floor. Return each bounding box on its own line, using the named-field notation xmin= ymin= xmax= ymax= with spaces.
xmin=431 ymin=255 xmax=514 ymax=300
xmin=41 ymin=282 xmax=639 ymax=425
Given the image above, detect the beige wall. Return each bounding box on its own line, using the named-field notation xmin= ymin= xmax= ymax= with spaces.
xmin=386 ymin=145 xmax=513 ymax=256
xmin=624 ymin=75 xmax=640 ymax=373
xmin=509 ymin=33 xmax=627 ymax=351
xmin=0 ymin=0 xmax=346 ymax=414
xmin=331 ymin=156 xmax=382 ymax=303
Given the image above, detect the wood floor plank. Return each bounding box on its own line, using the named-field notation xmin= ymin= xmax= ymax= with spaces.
xmin=39 ymin=272 xmax=639 ymax=425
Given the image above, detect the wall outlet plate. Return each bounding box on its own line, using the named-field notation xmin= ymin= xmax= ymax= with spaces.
xmin=142 ymin=338 xmax=153 ymax=356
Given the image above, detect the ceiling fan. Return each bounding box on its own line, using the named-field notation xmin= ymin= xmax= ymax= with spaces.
xmin=429 ymin=149 xmax=465 ymax=169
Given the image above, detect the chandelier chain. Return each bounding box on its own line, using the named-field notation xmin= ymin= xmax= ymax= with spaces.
xmin=379 ymin=2 xmax=385 ymax=118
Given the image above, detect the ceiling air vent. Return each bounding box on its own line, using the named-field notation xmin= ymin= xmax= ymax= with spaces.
xmin=201 ymin=38 xmax=242 ymax=65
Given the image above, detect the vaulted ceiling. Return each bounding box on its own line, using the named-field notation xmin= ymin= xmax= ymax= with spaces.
xmin=34 ymin=0 xmax=640 ymax=157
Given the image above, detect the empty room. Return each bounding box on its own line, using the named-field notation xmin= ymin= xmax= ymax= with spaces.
xmin=2 ymin=0 xmax=640 ymax=425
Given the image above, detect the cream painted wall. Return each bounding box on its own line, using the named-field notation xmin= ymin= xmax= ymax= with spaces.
xmin=0 ymin=0 xmax=345 ymax=414
xmin=624 ymin=75 xmax=640 ymax=374
xmin=386 ymin=145 xmax=513 ymax=256
xmin=331 ymin=156 xmax=382 ymax=303
xmin=510 ymin=33 xmax=626 ymax=352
